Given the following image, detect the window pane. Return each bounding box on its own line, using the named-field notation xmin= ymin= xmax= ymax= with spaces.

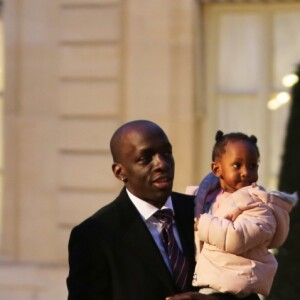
xmin=273 ymin=11 xmax=300 ymax=89
xmin=218 ymin=13 xmax=260 ymax=92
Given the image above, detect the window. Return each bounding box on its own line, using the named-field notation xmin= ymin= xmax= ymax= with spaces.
xmin=199 ymin=2 xmax=300 ymax=189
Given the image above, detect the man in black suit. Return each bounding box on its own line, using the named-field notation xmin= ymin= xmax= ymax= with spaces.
xmin=66 ymin=120 xmax=259 ymax=300
xmin=67 ymin=119 xmax=197 ymax=300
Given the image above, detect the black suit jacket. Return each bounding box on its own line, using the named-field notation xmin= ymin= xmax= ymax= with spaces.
xmin=67 ymin=188 xmax=196 ymax=300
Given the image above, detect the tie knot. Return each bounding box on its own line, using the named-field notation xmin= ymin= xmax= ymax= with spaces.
xmin=154 ymin=208 xmax=174 ymax=225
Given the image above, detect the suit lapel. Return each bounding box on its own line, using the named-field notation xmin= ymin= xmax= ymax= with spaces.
xmin=115 ymin=189 xmax=175 ymax=290
xmin=171 ymin=192 xmax=195 ymax=261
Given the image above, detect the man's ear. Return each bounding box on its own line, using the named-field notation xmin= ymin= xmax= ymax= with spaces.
xmin=112 ymin=163 xmax=127 ymax=182
xmin=211 ymin=161 xmax=222 ymax=178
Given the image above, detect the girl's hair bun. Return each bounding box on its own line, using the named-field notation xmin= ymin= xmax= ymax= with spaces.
xmin=249 ymin=135 xmax=257 ymax=144
xmin=215 ymin=130 xmax=224 ymax=142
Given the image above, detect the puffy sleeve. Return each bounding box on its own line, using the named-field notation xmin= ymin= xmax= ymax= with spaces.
xmin=197 ymin=187 xmax=277 ymax=255
xmin=267 ymin=194 xmax=292 ymax=248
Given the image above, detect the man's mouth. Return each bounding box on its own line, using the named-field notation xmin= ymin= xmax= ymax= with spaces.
xmin=152 ymin=176 xmax=173 ymax=189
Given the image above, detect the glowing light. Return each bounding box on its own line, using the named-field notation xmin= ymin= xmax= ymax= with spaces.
xmin=277 ymin=92 xmax=290 ymax=104
xmin=282 ymin=73 xmax=299 ymax=87
xmin=267 ymin=92 xmax=290 ymax=110
xmin=268 ymin=99 xmax=280 ymax=110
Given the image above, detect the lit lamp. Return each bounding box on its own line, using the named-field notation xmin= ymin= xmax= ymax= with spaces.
xmin=268 ymin=92 xmax=291 ymax=110
xmin=282 ymin=73 xmax=299 ymax=87
xmin=267 ymin=73 xmax=299 ymax=110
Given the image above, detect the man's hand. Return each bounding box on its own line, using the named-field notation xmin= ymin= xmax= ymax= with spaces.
xmin=166 ymin=292 xmax=220 ymax=300
xmin=194 ymin=218 xmax=199 ymax=231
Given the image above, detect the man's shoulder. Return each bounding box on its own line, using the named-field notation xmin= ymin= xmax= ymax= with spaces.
xmin=71 ymin=201 xmax=115 ymax=231
xmin=172 ymin=191 xmax=195 ymax=201
xmin=171 ymin=191 xmax=195 ymax=212
xmin=71 ymin=191 xmax=126 ymax=231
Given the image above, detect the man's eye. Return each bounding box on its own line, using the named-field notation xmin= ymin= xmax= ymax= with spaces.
xmin=139 ymin=156 xmax=151 ymax=163
xmin=163 ymin=151 xmax=172 ymax=157
xmin=233 ymin=163 xmax=240 ymax=169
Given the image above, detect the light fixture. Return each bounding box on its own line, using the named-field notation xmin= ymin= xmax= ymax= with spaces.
xmin=267 ymin=71 xmax=298 ymax=110
xmin=267 ymin=92 xmax=290 ymax=110
xmin=282 ymin=73 xmax=299 ymax=87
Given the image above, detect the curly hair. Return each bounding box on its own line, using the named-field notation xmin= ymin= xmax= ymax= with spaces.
xmin=212 ymin=130 xmax=260 ymax=161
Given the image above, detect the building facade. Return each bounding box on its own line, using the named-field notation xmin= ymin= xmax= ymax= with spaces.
xmin=1 ymin=0 xmax=300 ymax=298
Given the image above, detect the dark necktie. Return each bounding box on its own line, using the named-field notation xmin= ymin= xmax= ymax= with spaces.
xmin=154 ymin=209 xmax=189 ymax=291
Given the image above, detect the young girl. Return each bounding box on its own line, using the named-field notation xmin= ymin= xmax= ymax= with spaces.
xmin=186 ymin=130 xmax=298 ymax=298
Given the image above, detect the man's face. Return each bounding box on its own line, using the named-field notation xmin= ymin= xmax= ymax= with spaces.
xmin=116 ymin=125 xmax=175 ymax=208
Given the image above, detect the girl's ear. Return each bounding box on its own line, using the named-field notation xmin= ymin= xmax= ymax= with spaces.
xmin=211 ymin=161 xmax=222 ymax=178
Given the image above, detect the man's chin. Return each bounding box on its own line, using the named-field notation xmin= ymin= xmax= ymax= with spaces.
xmin=155 ymin=188 xmax=173 ymax=200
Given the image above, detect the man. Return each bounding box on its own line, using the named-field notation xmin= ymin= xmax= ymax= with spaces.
xmin=67 ymin=120 xmax=196 ymax=300
xmin=66 ymin=120 xmax=260 ymax=300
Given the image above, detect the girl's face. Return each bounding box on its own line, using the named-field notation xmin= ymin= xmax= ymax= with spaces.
xmin=212 ymin=140 xmax=259 ymax=193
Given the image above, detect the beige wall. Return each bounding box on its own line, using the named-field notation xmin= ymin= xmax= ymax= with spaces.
xmin=2 ymin=0 xmax=296 ymax=298
xmin=0 ymin=0 xmax=198 ymax=298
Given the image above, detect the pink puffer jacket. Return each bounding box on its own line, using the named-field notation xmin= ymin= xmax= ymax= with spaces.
xmin=186 ymin=176 xmax=295 ymax=297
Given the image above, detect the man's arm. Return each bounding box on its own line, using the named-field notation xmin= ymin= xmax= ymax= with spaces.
xmin=166 ymin=292 xmax=220 ymax=299
xmin=166 ymin=292 xmax=260 ymax=300
xmin=67 ymin=225 xmax=110 ymax=300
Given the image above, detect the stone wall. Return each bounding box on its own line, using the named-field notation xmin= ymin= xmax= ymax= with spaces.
xmin=0 ymin=0 xmax=196 ymax=298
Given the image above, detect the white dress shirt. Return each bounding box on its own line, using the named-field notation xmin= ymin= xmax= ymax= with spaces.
xmin=126 ymin=189 xmax=183 ymax=273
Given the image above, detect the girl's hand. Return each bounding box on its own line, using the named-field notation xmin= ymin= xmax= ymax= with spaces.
xmin=222 ymin=207 xmax=243 ymax=221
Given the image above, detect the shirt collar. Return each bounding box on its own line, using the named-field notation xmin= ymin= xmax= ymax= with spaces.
xmin=126 ymin=189 xmax=174 ymax=221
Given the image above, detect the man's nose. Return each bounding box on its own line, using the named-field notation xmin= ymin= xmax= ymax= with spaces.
xmin=153 ymin=153 xmax=168 ymax=168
